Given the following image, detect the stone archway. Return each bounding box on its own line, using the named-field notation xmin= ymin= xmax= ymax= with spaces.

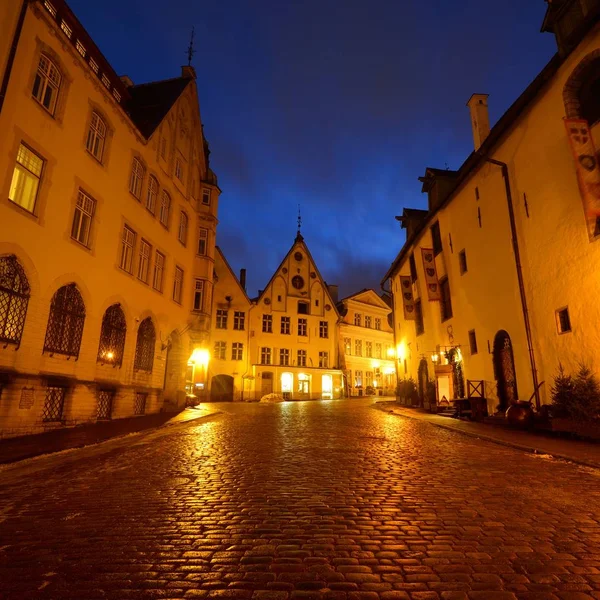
xmin=492 ymin=330 xmax=518 ymax=412
xmin=163 ymin=330 xmax=184 ymax=409
xmin=211 ymin=374 xmax=234 ymax=402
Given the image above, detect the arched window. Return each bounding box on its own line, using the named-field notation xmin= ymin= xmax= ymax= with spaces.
xmin=146 ymin=176 xmax=158 ymax=214
xmin=178 ymin=211 xmax=188 ymax=245
xmin=86 ymin=112 xmax=107 ymax=161
xmin=129 ymin=157 xmax=144 ymax=198
xmin=159 ymin=190 xmax=170 ymax=227
xmin=32 ymin=54 xmax=61 ymax=115
xmin=43 ymin=284 xmax=86 ymax=357
xmin=0 ymin=255 xmax=31 ymax=347
xmin=134 ymin=317 xmax=155 ymax=372
xmin=97 ymin=304 xmax=126 ymax=367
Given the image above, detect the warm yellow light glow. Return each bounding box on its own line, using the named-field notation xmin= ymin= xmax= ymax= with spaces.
xmin=431 ymin=353 xmax=439 ymax=363
xmin=384 ymin=366 xmax=395 ymax=375
xmin=373 ymin=381 xmax=378 ymax=387
xmin=105 ymin=351 xmax=114 ymax=360
xmin=371 ymin=360 xmax=381 ymax=369
xmin=397 ymin=342 xmax=406 ymax=362
xmin=386 ymin=347 xmax=395 ymax=358
xmin=456 ymin=348 xmax=463 ymax=362
xmin=188 ymin=348 xmax=210 ymax=366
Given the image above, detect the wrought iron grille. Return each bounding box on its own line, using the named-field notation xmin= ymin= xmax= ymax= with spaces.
xmin=43 ymin=284 xmax=86 ymax=357
xmin=97 ymin=389 xmax=114 ymax=419
xmin=0 ymin=255 xmax=30 ymax=346
xmin=42 ymin=386 xmax=65 ymax=422
xmin=133 ymin=392 xmax=147 ymax=415
xmin=134 ymin=317 xmax=155 ymax=372
xmin=97 ymin=304 xmax=126 ymax=366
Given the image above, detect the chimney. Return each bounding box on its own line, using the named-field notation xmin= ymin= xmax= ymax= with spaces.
xmin=239 ymin=268 xmax=246 ymax=291
xmin=327 ymin=284 xmax=339 ymax=304
xmin=181 ymin=65 xmax=197 ymax=80
xmin=467 ymin=93 xmax=490 ymax=151
xmin=119 ymin=75 xmax=134 ymax=88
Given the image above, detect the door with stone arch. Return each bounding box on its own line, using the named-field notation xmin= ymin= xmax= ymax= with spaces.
xmin=211 ymin=374 xmax=234 ymax=402
xmin=493 ymin=330 xmax=518 ymax=411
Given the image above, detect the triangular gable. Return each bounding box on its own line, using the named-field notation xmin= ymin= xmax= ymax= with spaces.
xmin=215 ymin=247 xmax=252 ymax=305
xmin=340 ymin=288 xmax=391 ymax=310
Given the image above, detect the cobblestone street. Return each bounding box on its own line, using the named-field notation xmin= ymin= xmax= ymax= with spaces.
xmin=1 ymin=399 xmax=600 ymax=600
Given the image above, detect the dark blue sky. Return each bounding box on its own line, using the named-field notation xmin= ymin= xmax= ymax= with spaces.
xmin=70 ymin=0 xmax=556 ymax=299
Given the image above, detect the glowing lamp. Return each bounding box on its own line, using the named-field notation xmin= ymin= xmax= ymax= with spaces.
xmin=371 ymin=360 xmax=381 ymax=369
xmin=431 ymin=353 xmax=439 ymax=363
xmin=189 ymin=348 xmax=210 ymax=366
xmin=397 ymin=342 xmax=406 ymax=362
xmin=386 ymin=347 xmax=396 ymax=358
xmin=105 ymin=351 xmax=114 ymax=360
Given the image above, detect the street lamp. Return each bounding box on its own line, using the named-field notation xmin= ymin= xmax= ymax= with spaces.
xmin=188 ymin=348 xmax=210 ymax=402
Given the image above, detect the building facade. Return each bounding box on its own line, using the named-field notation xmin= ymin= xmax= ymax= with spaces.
xmin=337 ymin=289 xmax=397 ymax=397
xmin=383 ymin=0 xmax=600 ymax=415
xmin=0 ymin=0 xmax=219 ymax=437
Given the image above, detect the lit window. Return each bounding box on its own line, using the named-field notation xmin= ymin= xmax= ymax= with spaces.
xmin=197 ymin=228 xmax=208 ymax=255
xmin=146 ymin=176 xmax=158 ymax=214
xmin=97 ymin=304 xmax=126 ymax=367
xmin=86 ymin=112 xmax=106 ymax=161
xmin=216 ymin=309 xmax=228 ymax=329
xmin=234 ymin=311 xmax=245 ymax=330
xmin=60 ymin=20 xmax=72 ymax=39
xmin=137 ymin=239 xmax=151 ymax=283
xmin=281 ymin=316 xmax=290 ymax=334
xmin=159 ymin=191 xmax=170 ymax=227
xmin=9 ymin=144 xmax=44 ymax=214
xmin=355 ymin=339 xmax=362 ymax=356
xmin=214 ymin=341 xmax=226 ymax=360
xmin=101 ymin=74 xmax=111 ymax=89
xmin=319 ymin=320 xmax=328 ymax=338
xmin=319 ymin=351 xmax=329 ymax=368
xmin=173 ymin=267 xmax=184 ymax=304
xmin=129 ymin=157 xmax=144 ymax=198
xmin=232 ymin=342 xmax=243 ymax=361
xmin=280 ymin=348 xmax=290 ymax=366
xmin=344 ymin=337 xmax=351 ymax=355
xmin=178 ymin=211 xmax=188 ymax=245
xmin=366 ymin=341 xmax=372 ymax=358
xmin=44 ymin=1 xmax=57 ymax=17
xmin=298 ymin=318 xmax=307 ymax=336
xmin=556 ymin=307 xmax=572 ymax=334
xmin=71 ymin=190 xmax=95 ymax=247
xmin=89 ymin=58 xmax=99 ymax=74
xmin=76 ymin=40 xmax=86 ymax=57
xmin=262 ymin=314 xmax=273 ymax=333
xmin=261 ymin=347 xmax=272 ymax=365
xmin=193 ymin=278 xmax=204 ymax=311
xmin=366 ymin=372 xmax=373 ymax=387
xmin=153 ymin=251 xmax=165 ymax=292
xmin=297 ymin=349 xmax=307 ymax=367
xmin=119 ymin=225 xmax=136 ymax=273
xmin=112 ymin=89 xmax=121 ymax=103
xmin=355 ymin=370 xmax=363 ymax=387
xmin=202 ymin=188 xmax=211 ymax=205
xmin=32 ymin=54 xmax=61 ymax=115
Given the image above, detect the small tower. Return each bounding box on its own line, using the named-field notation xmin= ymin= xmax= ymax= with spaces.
xmin=466 ymin=93 xmax=490 ymax=151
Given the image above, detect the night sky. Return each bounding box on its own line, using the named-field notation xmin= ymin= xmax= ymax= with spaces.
xmin=69 ymin=0 xmax=556 ymax=299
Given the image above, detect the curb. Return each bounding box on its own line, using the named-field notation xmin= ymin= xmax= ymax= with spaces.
xmin=374 ymin=403 xmax=600 ymax=470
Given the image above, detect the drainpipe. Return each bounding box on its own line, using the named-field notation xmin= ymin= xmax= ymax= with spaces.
xmin=484 ymin=157 xmax=541 ymax=409
xmin=0 ymin=0 xmax=28 ymax=116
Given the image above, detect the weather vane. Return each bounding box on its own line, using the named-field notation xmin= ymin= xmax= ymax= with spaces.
xmin=186 ymin=27 xmax=196 ymax=66
xmin=297 ymin=204 xmax=302 ymax=234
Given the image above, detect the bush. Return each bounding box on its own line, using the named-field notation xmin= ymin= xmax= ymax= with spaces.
xmin=396 ymin=378 xmax=417 ymax=402
xmin=551 ymin=363 xmax=600 ymax=421
xmin=365 ymin=385 xmax=376 ymax=396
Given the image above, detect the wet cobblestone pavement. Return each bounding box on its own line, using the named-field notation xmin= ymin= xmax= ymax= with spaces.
xmin=1 ymin=399 xmax=600 ymax=600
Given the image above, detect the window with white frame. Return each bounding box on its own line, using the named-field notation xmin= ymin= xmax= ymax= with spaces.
xmin=234 ymin=311 xmax=245 ymax=330
xmin=281 ymin=316 xmax=290 ymax=334
xmin=365 ymin=315 xmax=372 ymax=328
xmin=375 ymin=317 xmax=381 ymax=330
xmin=216 ymin=309 xmax=228 ymax=329
xmin=319 ymin=351 xmax=329 ymax=368
xmin=159 ymin=190 xmax=170 ymax=227
xmin=319 ymin=320 xmax=328 ymax=338
xmin=280 ymin=348 xmax=290 ymax=366
xmin=261 ymin=347 xmax=271 ymax=365
xmin=119 ymin=225 xmax=135 ymax=273
xmin=198 ymin=227 xmax=208 ymax=255
xmin=71 ymin=189 xmax=95 ymax=247
xmin=262 ymin=314 xmax=273 ymax=333
xmin=129 ymin=157 xmax=144 ymax=198
xmin=146 ymin=176 xmax=158 ymax=214
xmin=375 ymin=343 xmax=382 ymax=359
xmin=344 ymin=337 xmax=351 ymax=355
xmin=137 ymin=239 xmax=151 ymax=283
xmin=366 ymin=341 xmax=372 ymax=358
xmin=178 ymin=211 xmax=188 ymax=245
xmin=214 ymin=341 xmax=226 ymax=360
xmin=202 ymin=188 xmax=211 ymax=205
xmin=86 ymin=112 xmax=106 ymax=161
xmin=232 ymin=342 xmax=243 ymax=361
xmin=366 ymin=371 xmax=373 ymax=387
xmin=173 ymin=266 xmax=183 ymax=304
xmin=153 ymin=251 xmax=164 ymax=292
xmin=297 ymin=349 xmax=307 ymax=367
xmin=354 ymin=313 xmax=361 ymax=326
xmin=193 ymin=279 xmax=204 ymax=311
xmin=298 ymin=318 xmax=307 ymax=336
xmin=355 ymin=339 xmax=362 ymax=356
xmin=32 ymin=54 xmax=61 ymax=115
xmin=355 ymin=370 xmax=363 ymax=387
xmin=9 ymin=143 xmax=44 ymax=214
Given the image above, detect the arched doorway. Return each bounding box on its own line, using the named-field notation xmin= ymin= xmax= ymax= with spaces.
xmin=493 ymin=330 xmax=518 ymax=411
xmin=163 ymin=330 xmax=184 ymax=409
xmin=261 ymin=372 xmax=273 ymax=396
xmin=418 ymin=359 xmax=428 ymax=407
xmin=211 ymin=374 xmax=234 ymax=402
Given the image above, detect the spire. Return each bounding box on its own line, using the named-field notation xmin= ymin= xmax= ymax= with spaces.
xmin=296 ymin=204 xmax=303 ymax=241
xmin=186 ymin=27 xmax=196 ymax=66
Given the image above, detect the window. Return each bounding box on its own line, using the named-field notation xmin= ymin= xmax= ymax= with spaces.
xmin=297 ymin=349 xmax=307 ymax=367
xmin=280 ymin=348 xmax=290 ymax=366
xmin=60 ymin=19 xmax=72 ymax=38
xmin=202 ymin=188 xmax=211 ymax=205
xmin=440 ymin=277 xmax=453 ymax=322
xmin=175 ymin=158 xmax=184 ymax=181
xmin=44 ymin=1 xmax=57 ymax=17
xmin=319 ymin=351 xmax=329 ymax=368
xmin=86 ymin=112 xmax=106 ymax=161
xmin=232 ymin=343 xmax=243 ymax=361
xmin=459 ymin=249 xmax=468 ymax=275
xmin=153 ymin=251 xmax=165 ymax=292
xmin=355 ymin=339 xmax=362 ymax=356
xmin=133 ymin=392 xmax=147 ymax=415
xmin=216 ymin=309 xmax=228 ymax=329
xmin=42 ymin=386 xmax=66 ymax=422
xmin=137 ymin=239 xmax=151 ymax=283
xmin=261 ymin=347 xmax=272 ymax=365
xmin=280 ymin=316 xmax=290 ymax=334
xmin=409 ymin=253 xmax=418 ymax=282
xmin=134 ymin=317 xmax=155 ymax=372
xmin=119 ymin=225 xmax=136 ymax=273
xmin=556 ymin=307 xmax=572 ymax=334
xmin=178 ymin=211 xmax=188 ymax=245
xmin=71 ymin=190 xmax=95 ymax=247
xmin=101 ymin=74 xmax=110 ymax=90
xmin=415 ymin=299 xmax=424 ymax=336
xmin=146 ymin=176 xmax=158 ymax=214
xmin=32 ymin=54 xmax=61 ymax=114
xmin=198 ymin=228 xmax=208 ymax=255
xmin=129 ymin=157 xmax=144 ymax=199
xmin=354 ymin=313 xmax=361 ymax=326
xmin=43 ymin=284 xmax=85 ymax=357
xmin=214 ymin=341 xmax=226 ymax=360
xmin=468 ymin=329 xmax=478 ymax=355
xmin=344 ymin=337 xmax=351 ymax=355
xmin=297 ymin=301 xmax=309 ymax=315
xmin=234 ymin=311 xmax=245 ymax=330
xmin=375 ymin=343 xmax=382 ymax=359
xmin=97 ymin=389 xmax=114 ymax=420
xmin=365 ymin=316 xmax=372 ymax=328
xmin=355 ymin=370 xmax=363 ymax=387
xmin=319 ymin=320 xmax=328 ymax=338
xmin=431 ymin=221 xmax=442 ymax=256
xmin=193 ymin=279 xmax=204 ymax=311
xmin=97 ymin=304 xmax=126 ymax=367
xmin=89 ymin=57 xmax=99 ymax=74
xmin=366 ymin=372 xmax=373 ymax=387
xmin=75 ymin=39 xmax=86 ymax=57
xmin=0 ymin=255 xmax=31 ymax=346
xmin=262 ymin=314 xmax=273 ymax=333
xmin=298 ymin=318 xmax=307 ymax=336
xmin=363 ymin=341 xmax=371 ymax=358
xmin=375 ymin=318 xmax=381 ymax=330
xmin=159 ymin=191 xmax=170 ymax=227
xmin=173 ymin=267 xmax=184 ymax=304
xmin=9 ymin=143 xmax=44 ymax=214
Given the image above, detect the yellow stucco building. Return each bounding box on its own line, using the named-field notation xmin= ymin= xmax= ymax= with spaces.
xmin=383 ymin=1 xmax=600 ymax=415
xmin=336 ymin=289 xmax=397 ymax=397
xmin=0 ymin=0 xmax=219 ymax=437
